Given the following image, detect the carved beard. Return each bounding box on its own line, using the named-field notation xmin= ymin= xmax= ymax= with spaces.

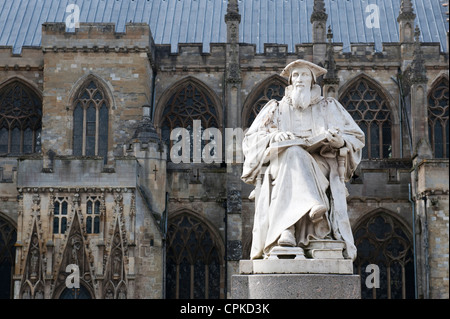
xmin=291 ymin=86 xmax=311 ymax=109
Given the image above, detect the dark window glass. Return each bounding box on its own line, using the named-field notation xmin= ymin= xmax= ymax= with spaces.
xmin=0 ymin=127 xmax=8 ymax=154
xmin=73 ymin=103 xmax=83 ymax=156
xmin=86 ymin=216 xmax=92 ymax=234
xmin=428 ymin=78 xmax=449 ymax=158
xmin=165 ymin=214 xmax=222 ymax=299
xmin=85 ymin=104 xmax=96 ymax=156
xmin=10 ymin=127 xmax=20 ymax=155
xmin=0 ymin=217 xmax=17 ymax=299
xmin=0 ymin=81 xmax=42 ymax=155
xmin=98 ymin=103 xmax=108 ymax=163
xmin=354 ymin=213 xmax=415 ymax=299
xmin=72 ymin=79 xmax=109 ymax=161
xmin=93 ymin=216 xmax=100 ymax=234
xmin=61 ymin=217 xmax=67 ymax=234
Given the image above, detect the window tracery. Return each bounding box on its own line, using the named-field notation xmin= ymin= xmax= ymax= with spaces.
xmin=0 ymin=81 xmax=42 ymax=155
xmin=353 ymin=212 xmax=415 ymax=299
xmin=340 ymin=78 xmax=392 ymax=159
xmin=73 ymin=79 xmax=109 ymax=162
xmin=165 ymin=213 xmax=222 ymax=299
xmin=428 ymin=77 xmax=449 ymax=158
xmin=245 ymin=79 xmax=286 ymax=128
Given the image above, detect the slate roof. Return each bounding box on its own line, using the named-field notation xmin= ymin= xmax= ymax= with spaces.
xmin=0 ymin=0 xmax=448 ymax=54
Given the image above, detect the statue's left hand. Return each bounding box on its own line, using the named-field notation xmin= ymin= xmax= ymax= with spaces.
xmin=326 ymin=130 xmax=345 ymax=149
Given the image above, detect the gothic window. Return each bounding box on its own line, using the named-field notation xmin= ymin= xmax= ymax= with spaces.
xmin=53 ymin=197 xmax=68 ymax=234
xmin=340 ymin=78 xmax=392 ymax=159
xmin=166 ymin=213 xmax=222 ymax=299
xmin=0 ymin=217 xmax=16 ymax=299
xmin=86 ymin=198 xmax=101 ymax=234
xmin=353 ymin=212 xmax=415 ymax=299
xmin=0 ymin=80 xmax=42 ymax=155
xmin=160 ymin=80 xmax=220 ymax=153
xmin=73 ymin=79 xmax=109 ymax=163
xmin=428 ymin=77 xmax=449 ymax=158
xmin=245 ymin=78 xmax=287 ymax=128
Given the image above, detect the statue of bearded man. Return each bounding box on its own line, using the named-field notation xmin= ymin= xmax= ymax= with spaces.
xmin=241 ymin=60 xmax=365 ymax=261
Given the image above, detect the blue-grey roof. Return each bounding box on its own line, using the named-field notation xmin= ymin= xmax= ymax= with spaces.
xmin=0 ymin=0 xmax=448 ymax=54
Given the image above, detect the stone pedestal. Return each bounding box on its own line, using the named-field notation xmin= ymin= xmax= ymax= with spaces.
xmin=231 ymin=241 xmax=361 ymax=299
xmin=231 ymin=273 xmax=361 ymax=299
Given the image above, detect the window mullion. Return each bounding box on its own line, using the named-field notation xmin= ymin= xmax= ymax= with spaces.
xmin=82 ymin=107 xmax=86 ymax=156
xmin=95 ymin=106 xmax=99 ymax=156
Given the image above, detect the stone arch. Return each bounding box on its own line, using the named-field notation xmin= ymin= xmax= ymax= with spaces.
xmin=241 ymin=74 xmax=288 ymax=129
xmin=0 ymin=76 xmax=42 ymax=101
xmin=68 ymin=73 xmax=115 ymax=110
xmin=338 ymin=73 xmax=400 ymax=158
xmin=0 ymin=76 xmax=43 ymax=155
xmin=154 ymin=76 xmax=223 ymax=136
xmin=338 ymin=73 xmax=399 ymax=125
xmin=51 ymin=211 xmax=96 ymax=299
xmin=165 ymin=209 xmax=225 ymax=299
xmin=68 ymin=74 xmax=114 ymax=162
xmin=352 ymin=208 xmax=415 ymax=299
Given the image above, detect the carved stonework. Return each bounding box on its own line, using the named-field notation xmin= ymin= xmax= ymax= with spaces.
xmin=52 ymin=212 xmax=95 ymax=299
xmin=227 ymin=189 xmax=242 ymax=213
xmin=20 ymin=222 xmax=45 ymax=299
xmin=103 ymin=221 xmax=127 ymax=299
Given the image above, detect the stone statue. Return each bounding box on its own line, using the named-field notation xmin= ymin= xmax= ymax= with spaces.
xmin=242 ymin=59 xmax=365 ymax=260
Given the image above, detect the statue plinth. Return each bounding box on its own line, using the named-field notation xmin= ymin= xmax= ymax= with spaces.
xmin=231 ymin=240 xmax=361 ymax=299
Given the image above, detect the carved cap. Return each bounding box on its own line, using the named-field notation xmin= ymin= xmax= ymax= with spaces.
xmin=280 ymin=59 xmax=327 ymax=83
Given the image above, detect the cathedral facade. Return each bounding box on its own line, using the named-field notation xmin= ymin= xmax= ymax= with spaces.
xmin=0 ymin=0 xmax=448 ymax=299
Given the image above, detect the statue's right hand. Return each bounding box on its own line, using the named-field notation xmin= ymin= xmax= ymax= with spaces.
xmin=273 ymin=131 xmax=296 ymax=142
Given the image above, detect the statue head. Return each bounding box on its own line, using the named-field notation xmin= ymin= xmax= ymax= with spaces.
xmin=281 ymin=60 xmax=327 ymax=109
xmin=280 ymin=59 xmax=327 ymax=86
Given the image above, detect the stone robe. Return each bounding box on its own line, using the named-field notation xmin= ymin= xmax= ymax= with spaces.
xmin=242 ymin=85 xmax=365 ymax=260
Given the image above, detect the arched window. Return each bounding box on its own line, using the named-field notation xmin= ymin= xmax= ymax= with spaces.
xmin=428 ymin=77 xmax=449 ymax=158
xmin=86 ymin=198 xmax=100 ymax=234
xmin=0 ymin=80 xmax=42 ymax=155
xmin=160 ymin=80 xmax=220 ymax=144
xmin=340 ymin=77 xmax=392 ymax=159
xmin=53 ymin=197 xmax=68 ymax=234
xmin=0 ymin=216 xmax=16 ymax=299
xmin=165 ymin=213 xmax=223 ymax=299
xmin=73 ymin=79 xmax=109 ymax=162
xmin=244 ymin=76 xmax=287 ymax=128
xmin=353 ymin=212 xmax=415 ymax=299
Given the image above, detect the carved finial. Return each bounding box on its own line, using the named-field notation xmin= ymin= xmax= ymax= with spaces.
xmin=324 ymin=26 xmax=338 ymax=82
xmin=414 ymin=25 xmax=421 ymax=42
xmin=227 ymin=0 xmax=239 ymax=14
xmin=410 ymin=26 xmax=427 ymax=83
xmin=401 ymin=0 xmax=414 ymax=13
xmin=327 ymin=25 xmax=333 ymax=43
xmin=398 ymin=0 xmax=416 ymax=21
xmin=311 ymin=0 xmax=328 ymax=23
xmin=225 ymin=0 xmax=241 ymax=23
